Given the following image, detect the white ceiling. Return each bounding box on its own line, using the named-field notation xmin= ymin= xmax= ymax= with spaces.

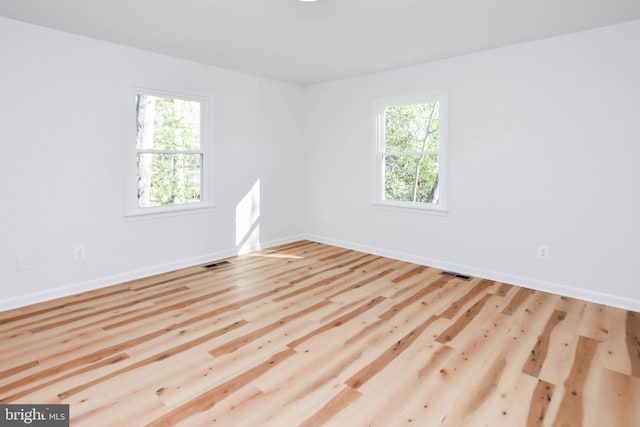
xmin=1 ymin=0 xmax=639 ymax=85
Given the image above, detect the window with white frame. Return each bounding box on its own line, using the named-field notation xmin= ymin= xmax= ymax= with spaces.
xmin=129 ymin=88 xmax=212 ymax=216
xmin=374 ymin=92 xmax=447 ymax=212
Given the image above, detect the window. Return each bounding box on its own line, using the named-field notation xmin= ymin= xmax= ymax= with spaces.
xmin=374 ymin=92 xmax=447 ymax=213
xmin=128 ymin=88 xmax=212 ymax=216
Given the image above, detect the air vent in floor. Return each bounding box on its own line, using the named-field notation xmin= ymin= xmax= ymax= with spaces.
xmin=202 ymin=260 xmax=231 ymax=269
xmin=441 ymin=271 xmax=472 ymax=281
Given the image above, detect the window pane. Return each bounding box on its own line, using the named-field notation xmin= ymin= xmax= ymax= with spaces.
xmin=137 ymin=153 xmax=202 ymax=207
xmin=384 ymin=154 xmax=439 ymax=204
xmin=385 ymin=102 xmax=439 ymax=152
xmin=135 ymin=94 xmax=201 ymax=151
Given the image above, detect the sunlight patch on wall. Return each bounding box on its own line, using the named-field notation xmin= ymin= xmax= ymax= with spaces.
xmin=235 ymin=180 xmax=261 ymax=254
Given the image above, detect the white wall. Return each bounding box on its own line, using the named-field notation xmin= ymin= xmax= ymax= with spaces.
xmin=0 ymin=17 xmax=305 ymax=309
xmin=2 ymin=17 xmax=639 ymax=312
xmin=303 ymin=21 xmax=640 ymax=310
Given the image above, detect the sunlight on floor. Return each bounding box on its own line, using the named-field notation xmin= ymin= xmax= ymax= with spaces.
xmin=246 ymin=251 xmax=304 ymax=260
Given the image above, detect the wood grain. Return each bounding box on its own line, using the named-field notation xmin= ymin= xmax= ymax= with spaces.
xmin=523 ymin=310 xmax=567 ymax=378
xmin=527 ymin=379 xmax=555 ymax=427
xmin=552 ymin=336 xmax=600 ymax=427
xmin=627 ymin=311 xmax=640 ymax=377
xmin=0 ymin=240 xmax=638 ymax=426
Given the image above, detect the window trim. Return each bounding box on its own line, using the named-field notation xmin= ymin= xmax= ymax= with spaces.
xmin=125 ymin=86 xmax=215 ymax=219
xmin=372 ymin=90 xmax=448 ymax=214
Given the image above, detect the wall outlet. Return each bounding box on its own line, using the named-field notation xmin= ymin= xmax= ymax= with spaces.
xmin=537 ymin=245 xmax=549 ymax=259
xmin=321 ymin=214 xmax=328 ymax=224
xmin=73 ymin=245 xmax=86 ymax=260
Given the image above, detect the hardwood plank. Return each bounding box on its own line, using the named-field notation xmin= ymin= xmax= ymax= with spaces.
xmin=286 ymin=296 xmax=386 ymax=349
xmin=501 ymin=287 xmax=535 ymax=316
xmin=594 ymin=368 xmax=640 ymax=427
xmin=146 ymin=349 xmax=296 ymax=427
xmin=29 ymin=286 xmax=191 ymax=333
xmin=228 ymin=338 xmax=369 ymax=426
xmin=58 ymin=320 xmax=247 ymax=399
xmin=440 ymin=356 xmax=507 ymax=426
xmin=626 ymin=311 xmax=640 ymax=377
xmin=273 ymin=269 xmax=356 ymax=302
xmin=285 ymin=253 xmax=370 ymax=285
xmin=522 ymin=310 xmax=567 ymax=378
xmin=1 ymin=353 xmax=131 ymax=403
xmin=390 ymin=265 xmax=428 ymax=283
xmin=435 ymin=293 xmax=493 ymax=344
xmin=152 ymin=322 xmax=313 ymax=408
xmin=526 ymin=379 xmax=555 ymax=427
xmin=0 ymin=288 xmax=131 ymax=327
xmin=101 ymin=285 xmax=239 ymax=330
xmin=323 ymin=268 xmax=395 ymax=300
xmin=0 ymin=361 xmax=39 ymax=381
xmin=551 ymin=336 xmax=600 ymax=427
xmin=208 ymin=300 xmax=331 ymax=357
xmin=345 ymin=315 xmax=438 ymax=389
xmin=342 ymin=325 xmax=454 ymax=426
xmin=387 ymin=266 xmax=442 ymax=300
xmin=1 ymin=241 xmax=638 ymax=426
xmin=495 ymin=282 xmax=513 ymax=297
xmin=439 ymin=279 xmax=493 ymax=319
xmin=298 ymin=386 xmax=361 ymax=427
xmin=379 ymin=274 xmax=452 ymax=321
xmin=0 ymin=327 xmax=169 ymax=396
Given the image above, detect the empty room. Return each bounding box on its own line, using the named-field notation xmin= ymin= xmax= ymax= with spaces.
xmin=1 ymin=1 xmax=639 ymax=426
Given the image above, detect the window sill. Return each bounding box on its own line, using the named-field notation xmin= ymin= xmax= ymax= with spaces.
xmin=125 ymin=203 xmax=216 ymax=221
xmin=371 ymin=201 xmax=448 ymax=216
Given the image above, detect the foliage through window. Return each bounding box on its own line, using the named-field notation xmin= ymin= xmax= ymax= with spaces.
xmin=375 ymin=93 xmax=447 ymax=211
xmin=134 ymin=90 xmax=208 ymax=211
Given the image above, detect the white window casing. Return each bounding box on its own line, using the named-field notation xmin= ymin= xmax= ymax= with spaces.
xmin=372 ymin=91 xmax=448 ymax=215
xmin=126 ymin=86 xmax=214 ymax=219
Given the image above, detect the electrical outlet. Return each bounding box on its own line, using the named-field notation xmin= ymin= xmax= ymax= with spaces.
xmin=321 ymin=214 xmax=328 ymax=224
xmin=73 ymin=246 xmax=86 ymax=260
xmin=537 ymin=245 xmax=549 ymax=259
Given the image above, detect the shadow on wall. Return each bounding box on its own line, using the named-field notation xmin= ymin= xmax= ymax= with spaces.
xmin=235 ymin=179 xmax=261 ymax=254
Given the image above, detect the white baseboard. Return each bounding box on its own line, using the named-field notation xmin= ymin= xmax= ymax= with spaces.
xmin=5 ymin=233 xmax=637 ymax=313
xmin=0 ymin=234 xmax=305 ymax=312
xmin=304 ymin=234 xmax=640 ymax=313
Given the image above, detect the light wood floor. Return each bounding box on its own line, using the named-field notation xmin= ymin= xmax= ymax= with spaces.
xmin=1 ymin=241 xmax=639 ymax=426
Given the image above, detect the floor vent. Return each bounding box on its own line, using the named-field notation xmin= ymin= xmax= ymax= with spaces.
xmin=202 ymin=260 xmax=231 ymax=269
xmin=441 ymin=271 xmax=472 ymax=281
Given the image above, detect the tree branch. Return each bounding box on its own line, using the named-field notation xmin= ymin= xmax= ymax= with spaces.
xmin=411 ymin=104 xmax=438 ymax=201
